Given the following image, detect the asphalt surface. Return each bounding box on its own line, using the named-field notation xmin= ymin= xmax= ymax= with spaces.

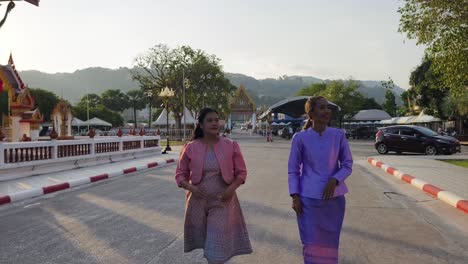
xmin=0 ymin=132 xmax=467 ymax=264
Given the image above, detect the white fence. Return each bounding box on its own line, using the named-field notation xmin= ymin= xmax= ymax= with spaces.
xmin=0 ymin=136 xmax=160 ymax=166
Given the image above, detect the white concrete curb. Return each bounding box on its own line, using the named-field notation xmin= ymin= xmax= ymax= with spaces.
xmin=0 ymin=158 xmax=178 ymax=206
xmin=367 ymin=157 xmax=468 ymax=214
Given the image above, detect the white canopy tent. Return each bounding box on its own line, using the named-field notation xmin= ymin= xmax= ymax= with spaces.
xmin=152 ymin=107 xmax=197 ymax=126
xmin=181 ymin=107 xmax=197 ymax=125
xmin=83 ymin=117 xmax=112 ymax=127
xmin=352 ymin=109 xmax=391 ymax=121
xmin=71 ymin=117 xmax=85 ymax=127
xmin=413 ymin=113 xmax=441 ymax=123
xmin=379 ymin=111 xmax=440 ymax=125
xmin=153 ymin=108 xmax=176 ymax=126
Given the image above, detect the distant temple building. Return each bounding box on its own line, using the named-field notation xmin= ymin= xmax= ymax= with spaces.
xmin=229 ymin=85 xmax=256 ymax=128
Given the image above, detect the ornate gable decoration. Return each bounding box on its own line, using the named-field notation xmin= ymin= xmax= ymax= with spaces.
xmin=0 ymin=54 xmax=36 ymax=116
xmin=20 ymin=108 xmax=43 ymax=124
xmin=230 ymin=85 xmax=256 ymax=112
xmin=52 ymin=100 xmax=72 ymax=117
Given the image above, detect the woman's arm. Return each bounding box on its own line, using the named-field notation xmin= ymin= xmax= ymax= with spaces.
xmin=232 ymin=141 xmax=247 ymax=184
xmin=288 ymin=134 xmax=303 ymax=196
xmin=333 ymin=131 xmax=353 ymax=183
xmin=175 ymin=144 xmax=190 ymax=187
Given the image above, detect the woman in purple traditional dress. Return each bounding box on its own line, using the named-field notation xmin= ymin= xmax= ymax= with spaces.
xmin=175 ymin=108 xmax=253 ymax=264
xmin=288 ymin=96 xmax=353 ymax=264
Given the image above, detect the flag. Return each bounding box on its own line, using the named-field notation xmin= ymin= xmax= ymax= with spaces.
xmin=24 ymin=0 xmax=40 ymax=6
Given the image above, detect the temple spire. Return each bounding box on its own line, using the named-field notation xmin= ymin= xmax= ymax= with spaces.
xmin=8 ymin=52 xmax=14 ymax=66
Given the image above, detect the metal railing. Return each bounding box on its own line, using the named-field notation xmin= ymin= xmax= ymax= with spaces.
xmin=158 ymin=129 xmax=194 ymax=141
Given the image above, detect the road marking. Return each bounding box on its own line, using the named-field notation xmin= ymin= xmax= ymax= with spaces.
xmin=17 ymin=182 xmax=32 ymax=190
xmin=24 ymin=202 xmax=41 ymax=208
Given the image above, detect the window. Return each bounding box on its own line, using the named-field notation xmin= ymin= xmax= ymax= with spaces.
xmin=399 ymin=127 xmax=416 ymax=137
xmin=384 ymin=127 xmax=399 ymax=135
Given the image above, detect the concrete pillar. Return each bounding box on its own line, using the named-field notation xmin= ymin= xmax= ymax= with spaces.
xmin=30 ymin=130 xmax=40 ymax=141
xmin=11 ymin=116 xmax=21 ymax=142
xmin=0 ymin=142 xmax=4 ymax=165
xmin=90 ymin=139 xmax=96 ymax=155
xmin=119 ymin=138 xmax=124 ymax=152
xmin=51 ymin=140 xmax=58 ymax=160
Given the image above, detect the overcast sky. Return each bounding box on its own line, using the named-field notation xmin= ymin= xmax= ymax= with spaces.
xmin=0 ymin=0 xmax=425 ymax=89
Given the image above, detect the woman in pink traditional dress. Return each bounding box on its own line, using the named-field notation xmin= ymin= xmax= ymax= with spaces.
xmin=175 ymin=108 xmax=253 ymax=264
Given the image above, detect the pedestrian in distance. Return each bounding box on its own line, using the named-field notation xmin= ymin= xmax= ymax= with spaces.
xmin=267 ymin=126 xmax=273 ymax=142
xmin=288 ymin=96 xmax=353 ymax=264
xmin=175 ymin=107 xmax=253 ymax=264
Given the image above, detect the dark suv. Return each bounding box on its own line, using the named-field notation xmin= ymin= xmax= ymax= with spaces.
xmin=375 ymin=125 xmax=461 ymax=155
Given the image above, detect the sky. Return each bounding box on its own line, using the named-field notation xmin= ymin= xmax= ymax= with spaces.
xmin=0 ymin=0 xmax=425 ymax=89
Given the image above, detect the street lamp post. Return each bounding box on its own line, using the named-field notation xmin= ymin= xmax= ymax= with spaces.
xmin=86 ymin=91 xmax=90 ymax=132
xmin=160 ymin=86 xmax=174 ymax=154
xmin=1 ymin=0 xmax=39 ymax=30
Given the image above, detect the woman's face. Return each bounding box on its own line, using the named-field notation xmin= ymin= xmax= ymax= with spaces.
xmin=200 ymin=112 xmax=220 ymax=136
xmin=309 ymin=98 xmax=332 ymax=124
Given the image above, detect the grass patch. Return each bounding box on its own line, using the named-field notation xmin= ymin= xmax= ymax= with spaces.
xmin=441 ymin=160 xmax=468 ymax=168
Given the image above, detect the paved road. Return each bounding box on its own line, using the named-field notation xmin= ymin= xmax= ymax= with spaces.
xmin=0 ymin=132 xmax=467 ymax=264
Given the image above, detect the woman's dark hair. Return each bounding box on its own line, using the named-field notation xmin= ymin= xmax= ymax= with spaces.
xmin=193 ymin=108 xmax=219 ymax=140
xmin=303 ymin=96 xmax=326 ymax=130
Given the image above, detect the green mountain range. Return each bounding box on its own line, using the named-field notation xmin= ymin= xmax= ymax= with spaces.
xmin=19 ymin=67 xmax=405 ymax=107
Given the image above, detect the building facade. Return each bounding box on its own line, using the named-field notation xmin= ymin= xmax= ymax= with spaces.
xmin=229 ymin=85 xmax=256 ymax=128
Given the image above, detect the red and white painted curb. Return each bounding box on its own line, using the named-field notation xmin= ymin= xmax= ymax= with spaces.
xmin=0 ymin=158 xmax=178 ymax=207
xmin=367 ymin=157 xmax=468 ymax=214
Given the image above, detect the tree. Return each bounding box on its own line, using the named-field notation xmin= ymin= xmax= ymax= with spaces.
xmin=382 ymin=90 xmax=397 ymax=117
xmin=399 ymin=90 xmax=412 ymax=116
xmin=29 ymin=88 xmax=60 ymax=122
xmin=77 ymin=93 xmax=102 ymax=108
xmin=127 ymin=89 xmax=146 ymax=127
xmin=381 ymin=77 xmax=395 ymax=90
xmin=296 ymin=83 xmax=327 ymax=96
xmin=72 ymin=104 xmax=124 ymax=127
xmin=361 ymin=98 xmax=382 ymax=110
xmin=398 ymin=0 xmax=468 ymax=95
xmin=101 ymin=89 xmax=129 ymax=112
xmin=132 ymin=44 xmax=236 ymax=127
xmin=442 ymin=93 xmax=468 ymax=118
xmin=319 ymin=80 xmax=364 ymax=117
xmin=297 ymin=80 xmax=365 ymax=124
xmin=409 ymin=56 xmax=448 ymax=118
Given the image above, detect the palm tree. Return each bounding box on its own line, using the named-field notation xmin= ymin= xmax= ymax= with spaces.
xmin=126 ymin=90 xmax=146 ymax=127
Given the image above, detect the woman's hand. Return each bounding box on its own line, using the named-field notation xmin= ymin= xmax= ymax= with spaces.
xmin=188 ymin=185 xmax=205 ymax=199
xmin=322 ymin=178 xmax=338 ymax=200
xmin=218 ymin=176 xmax=243 ymax=202
xmin=219 ymin=185 xmax=236 ymax=202
xmin=291 ymin=195 xmax=302 ymax=216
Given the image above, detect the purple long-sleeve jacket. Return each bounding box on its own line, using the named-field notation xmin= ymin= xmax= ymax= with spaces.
xmin=288 ymin=127 xmax=353 ymax=199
